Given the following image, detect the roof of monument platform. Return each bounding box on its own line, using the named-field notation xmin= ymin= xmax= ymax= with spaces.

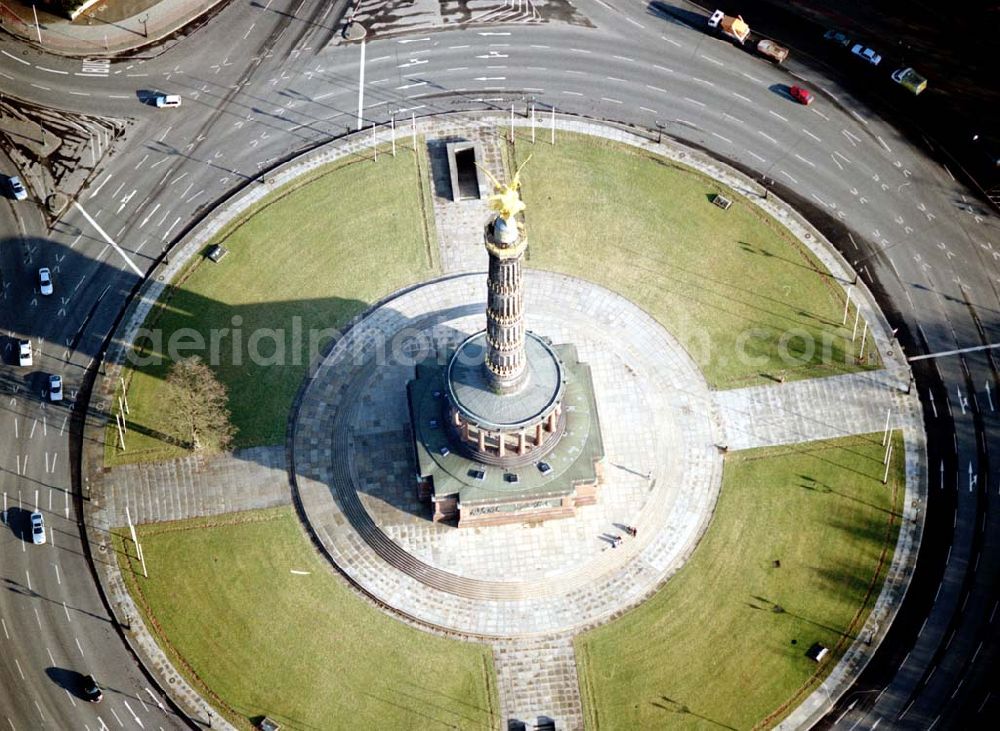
xmin=409 ymin=343 xmax=605 ymax=506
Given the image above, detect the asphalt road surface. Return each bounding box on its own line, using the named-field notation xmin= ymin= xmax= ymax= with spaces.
xmin=1 ymin=0 xmax=998 ymax=728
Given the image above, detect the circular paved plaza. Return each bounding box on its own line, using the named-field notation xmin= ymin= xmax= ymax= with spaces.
xmin=291 ymin=271 xmax=726 ymax=637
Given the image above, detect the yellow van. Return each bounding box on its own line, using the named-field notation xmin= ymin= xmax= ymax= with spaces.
xmin=891 ymin=68 xmax=928 ymax=95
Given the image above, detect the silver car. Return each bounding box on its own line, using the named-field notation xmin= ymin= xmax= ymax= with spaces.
xmin=18 ymin=339 xmax=32 ymax=367
xmin=31 ymin=511 xmax=46 ymax=545
xmin=6 ymin=175 xmax=27 ymax=201
xmin=49 ymin=374 xmax=63 ymax=402
xmin=851 ymin=44 xmax=882 ymax=66
xmin=38 ymin=267 xmax=53 ymax=295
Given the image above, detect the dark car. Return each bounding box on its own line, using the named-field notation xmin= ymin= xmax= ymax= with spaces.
xmin=789 ymin=85 xmax=814 ymax=105
xmin=823 ymin=29 xmax=851 ymax=47
xmin=82 ymin=675 xmax=103 ymax=703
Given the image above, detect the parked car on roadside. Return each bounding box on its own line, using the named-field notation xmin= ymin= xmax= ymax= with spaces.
xmin=756 ymin=39 xmax=789 ymax=64
xmin=892 ymin=67 xmax=928 ymax=95
xmin=823 ymin=29 xmax=851 ymax=47
xmin=851 ymin=44 xmax=882 ymax=65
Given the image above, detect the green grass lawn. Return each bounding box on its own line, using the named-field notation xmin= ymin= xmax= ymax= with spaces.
xmin=512 ymin=134 xmax=875 ymax=388
xmin=575 ymin=433 xmax=904 ymax=730
xmin=116 ymin=507 xmax=498 ymax=730
xmin=107 ymin=146 xmax=438 ymax=464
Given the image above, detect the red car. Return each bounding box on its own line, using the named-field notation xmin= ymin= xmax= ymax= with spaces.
xmin=789 ymin=85 xmax=814 ymax=105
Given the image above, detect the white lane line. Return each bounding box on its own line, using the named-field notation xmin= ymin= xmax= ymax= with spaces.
xmin=747 ymin=150 xmax=766 ymax=163
xmin=741 ymin=71 xmax=762 ymax=83
xmin=72 ymin=202 xmax=144 ymax=276
xmin=723 ymin=112 xmax=744 ymax=125
xmin=699 ymin=54 xmax=724 ymax=66
xmin=445 ymin=67 xmax=468 ymax=72
xmin=242 ymin=22 xmax=256 ymax=39
xmin=811 ymin=107 xmax=829 ymax=120
xmin=1 ymin=618 xmax=8 ymax=639
xmin=601 ymin=97 xmax=623 ymax=104
xmin=639 ymin=106 xmax=658 ymax=114
xmin=833 ymin=150 xmax=852 ymax=165
xmin=30 ymin=83 xmax=52 ymax=91
xmin=779 ymin=169 xmax=798 ymax=183
xmin=653 ymin=64 xmax=674 ymax=74
xmin=683 ymin=96 xmax=706 ymax=107
xmin=606 ymin=76 xmax=625 ymax=82
xmin=109 ymin=707 xmax=124 ymax=727
xmin=663 ymin=36 xmax=682 ymax=48
xmin=646 ymin=84 xmax=667 ymax=94
xmin=802 ymin=128 xmax=822 ymax=142
xmin=794 ymin=153 xmax=816 ymax=167
xmin=13 ymin=658 xmax=24 ymax=680
xmin=613 ymin=55 xmax=635 ymax=63
xmin=758 ymin=130 xmax=778 ymax=145
xmin=570 ymin=48 xmax=591 ymax=54
xmin=356 ymin=39 xmax=366 ymax=129
xmin=626 ymin=17 xmax=644 ymax=28
xmin=139 ymin=203 xmax=161 ymax=228
xmin=850 ymin=110 xmax=869 ymax=126
xmin=37 ymin=66 xmax=69 ymax=75
xmin=812 ymin=193 xmax=831 ymax=207
xmin=768 ymin=110 xmax=788 ymax=122
xmin=562 ymin=91 xmax=583 ymax=96
xmin=76 ymin=637 xmax=86 ymax=658
xmin=68 ymin=90 xmax=91 ymax=96
xmin=692 ymin=77 xmax=715 ymax=87
xmin=842 ymin=129 xmax=861 ymax=146
xmin=732 ymin=91 xmax=752 ymax=103
xmin=1 ymin=50 xmax=30 ymax=65
xmin=89 ymin=174 xmax=112 ymax=199
xmin=712 ymin=132 xmax=732 ymax=144
xmin=877 ymin=135 xmax=892 ymax=152
xmin=63 ymin=601 xmax=72 ymax=622
xmin=107 ymin=94 xmax=129 ymax=99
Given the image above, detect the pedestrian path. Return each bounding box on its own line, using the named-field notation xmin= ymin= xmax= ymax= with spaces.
xmin=494 ymin=634 xmax=583 ymax=731
xmin=714 ymin=370 xmax=913 ymax=451
xmin=100 ymin=445 xmax=289 ymax=526
xmin=427 ymin=120 xmax=506 ymax=273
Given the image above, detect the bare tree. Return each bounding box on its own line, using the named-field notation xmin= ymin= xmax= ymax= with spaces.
xmin=163 ymin=357 xmax=237 ymax=452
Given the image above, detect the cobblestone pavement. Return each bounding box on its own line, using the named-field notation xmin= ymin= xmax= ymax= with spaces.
xmin=98 ymin=445 xmax=290 ymax=527
xmin=715 ymin=370 xmax=915 ymax=451
xmin=493 ymin=634 xmax=583 ymax=731
xmin=292 ymin=271 xmax=724 ymax=632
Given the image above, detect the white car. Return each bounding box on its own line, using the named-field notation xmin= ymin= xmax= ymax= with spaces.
xmin=38 ymin=267 xmax=53 ymax=295
xmin=850 ymin=44 xmax=882 ymax=66
xmin=6 ymin=175 xmax=27 ymax=201
xmin=155 ymin=93 xmax=182 ymax=108
xmin=31 ymin=511 xmax=46 ymax=545
xmin=18 ymin=339 xmax=32 ymax=367
xmin=49 ymin=374 xmax=63 ymax=402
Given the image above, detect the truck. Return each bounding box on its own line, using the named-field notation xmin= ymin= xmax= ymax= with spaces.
xmin=756 ymin=39 xmax=789 ymax=64
xmin=891 ymin=67 xmax=928 ymax=95
xmin=708 ymin=9 xmax=750 ymax=45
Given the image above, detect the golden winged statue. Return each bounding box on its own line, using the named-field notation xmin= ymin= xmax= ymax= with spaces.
xmin=477 ymin=155 xmax=532 ymax=222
